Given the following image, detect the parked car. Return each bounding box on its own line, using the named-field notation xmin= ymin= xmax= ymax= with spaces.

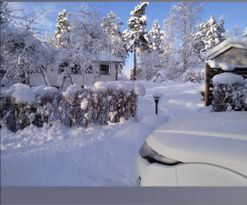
xmin=136 ymin=111 xmax=247 ymax=186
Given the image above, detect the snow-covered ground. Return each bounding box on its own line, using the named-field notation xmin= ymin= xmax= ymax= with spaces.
xmin=1 ymin=81 xmax=209 ymax=186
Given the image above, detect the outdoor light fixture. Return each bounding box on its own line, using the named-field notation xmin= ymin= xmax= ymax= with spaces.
xmin=153 ymin=93 xmax=163 ymax=115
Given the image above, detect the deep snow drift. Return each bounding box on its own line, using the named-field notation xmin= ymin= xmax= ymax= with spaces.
xmin=1 ymin=80 xmax=209 ymax=186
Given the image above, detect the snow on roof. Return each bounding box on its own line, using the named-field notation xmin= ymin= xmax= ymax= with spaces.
xmin=94 ymin=51 xmax=124 ymax=63
xmin=206 ymin=38 xmax=247 ymax=60
xmin=56 ymin=51 xmax=124 ymax=63
xmin=206 ymin=60 xmax=245 ymax=71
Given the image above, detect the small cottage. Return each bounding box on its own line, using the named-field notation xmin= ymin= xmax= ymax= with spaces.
xmin=29 ymin=51 xmax=124 ymax=90
xmin=204 ymin=38 xmax=247 ymax=106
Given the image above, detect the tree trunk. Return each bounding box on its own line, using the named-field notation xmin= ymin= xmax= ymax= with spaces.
xmin=115 ymin=64 xmax=118 ymax=81
xmin=205 ymin=63 xmax=210 ymax=106
xmin=134 ymin=47 xmax=137 ymax=71
xmin=40 ymin=68 xmax=48 ymax=86
xmin=131 ymin=48 xmax=137 ymax=80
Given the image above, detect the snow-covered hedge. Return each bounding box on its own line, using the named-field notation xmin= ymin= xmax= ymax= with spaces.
xmin=212 ymin=73 xmax=247 ymax=111
xmin=0 ymin=82 xmax=141 ymax=132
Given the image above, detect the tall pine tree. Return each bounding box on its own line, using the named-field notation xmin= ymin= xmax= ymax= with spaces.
xmin=123 ymin=2 xmax=150 ymax=80
xmin=138 ymin=20 xmax=164 ymax=80
xmin=102 ymin=11 xmax=127 ymax=59
xmin=194 ymin=15 xmax=226 ymax=55
xmin=55 ymin=9 xmax=70 ymax=48
xmin=150 ymin=20 xmax=164 ymax=52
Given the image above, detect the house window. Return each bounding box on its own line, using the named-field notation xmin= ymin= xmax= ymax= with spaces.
xmin=100 ymin=64 xmax=110 ymax=75
xmin=58 ymin=67 xmax=64 ymax=74
xmin=0 ymin=70 xmax=6 ymax=79
xmin=58 ymin=62 xmax=68 ymax=74
xmin=85 ymin=65 xmax=93 ymax=74
xmin=71 ymin=64 xmax=81 ymax=75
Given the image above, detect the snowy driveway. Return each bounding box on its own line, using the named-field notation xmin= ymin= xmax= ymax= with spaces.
xmin=1 ymin=81 xmax=207 ymax=186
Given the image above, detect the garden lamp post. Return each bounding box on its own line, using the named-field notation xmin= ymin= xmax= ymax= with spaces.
xmin=153 ymin=93 xmax=163 ymax=115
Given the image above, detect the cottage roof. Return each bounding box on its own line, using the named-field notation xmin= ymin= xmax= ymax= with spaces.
xmin=206 ymin=38 xmax=247 ymax=60
xmin=94 ymin=51 xmax=124 ymax=63
xmin=55 ymin=51 xmax=124 ymax=63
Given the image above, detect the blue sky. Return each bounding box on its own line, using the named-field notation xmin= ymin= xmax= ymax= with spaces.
xmin=9 ymin=2 xmax=247 ymax=75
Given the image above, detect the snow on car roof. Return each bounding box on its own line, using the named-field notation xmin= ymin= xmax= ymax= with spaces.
xmin=146 ymin=111 xmax=247 ymax=176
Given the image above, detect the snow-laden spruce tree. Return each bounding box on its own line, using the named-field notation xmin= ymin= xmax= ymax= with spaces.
xmin=150 ymin=20 xmax=164 ymax=52
xmin=194 ymin=15 xmax=226 ymax=55
xmin=123 ymin=2 xmax=151 ymax=80
xmin=0 ymin=2 xmax=54 ymax=87
xmin=138 ymin=20 xmax=164 ymax=80
xmin=138 ymin=51 xmax=163 ymax=80
xmin=102 ymin=11 xmax=128 ymax=59
xmin=55 ymin=9 xmax=71 ymax=48
xmin=163 ymin=2 xmax=202 ymax=77
xmin=244 ymin=27 xmax=247 ymax=38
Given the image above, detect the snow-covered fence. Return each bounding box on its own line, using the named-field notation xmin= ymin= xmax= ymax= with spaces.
xmin=211 ymin=73 xmax=247 ymax=111
xmin=1 ymin=82 xmax=144 ymax=132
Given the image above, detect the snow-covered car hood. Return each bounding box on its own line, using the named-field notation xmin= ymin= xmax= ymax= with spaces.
xmin=146 ymin=111 xmax=247 ymax=176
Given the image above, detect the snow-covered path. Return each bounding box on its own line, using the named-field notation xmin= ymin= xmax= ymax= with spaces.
xmin=1 ymin=81 xmax=208 ymax=186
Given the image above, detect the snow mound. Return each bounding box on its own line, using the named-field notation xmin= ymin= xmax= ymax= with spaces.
xmin=63 ymin=84 xmax=83 ymax=98
xmin=117 ymin=81 xmax=135 ymax=91
xmin=94 ymin=81 xmax=109 ymax=90
xmin=207 ymin=60 xmax=243 ymax=71
xmin=5 ymin=84 xmax=36 ymax=104
xmin=141 ymin=115 xmax=169 ymax=128
xmin=94 ymin=81 xmax=134 ymax=92
xmin=207 ymin=60 xmax=220 ymax=68
xmin=219 ymin=63 xmax=236 ymax=71
xmin=4 ymin=84 xmax=59 ymax=104
xmin=134 ymin=83 xmax=145 ymax=96
xmin=212 ymin=73 xmax=245 ymax=85
xmin=94 ymin=81 xmax=146 ymax=96
xmin=80 ymin=99 xmax=88 ymax=110
xmin=153 ymin=92 xmax=163 ymax=98
xmin=31 ymin=85 xmax=58 ymax=98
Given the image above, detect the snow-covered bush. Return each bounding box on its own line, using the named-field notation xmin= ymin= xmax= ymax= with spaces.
xmin=183 ymin=70 xmax=204 ymax=83
xmin=153 ymin=70 xmax=167 ymax=83
xmin=1 ymin=83 xmax=138 ymax=132
xmin=212 ymin=73 xmax=247 ymax=111
xmin=1 ymin=84 xmax=59 ymax=131
xmin=212 ymin=73 xmax=245 ymax=85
